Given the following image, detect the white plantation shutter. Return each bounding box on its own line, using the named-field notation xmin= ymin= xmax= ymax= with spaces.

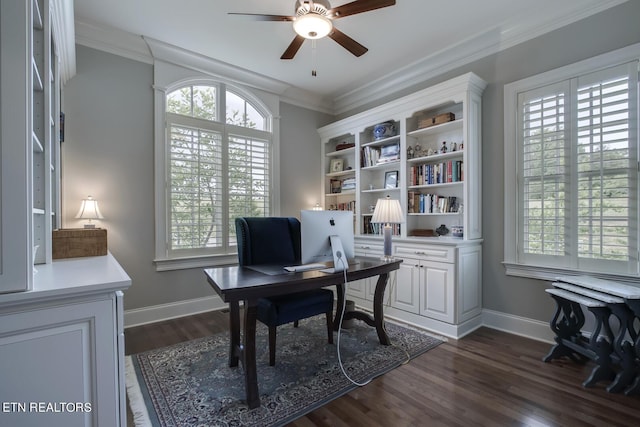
xmin=169 ymin=123 xmax=223 ymax=252
xmin=515 ymin=61 xmax=639 ymax=275
xmin=227 ymin=132 xmax=270 ymax=246
xmin=519 ymin=82 xmax=570 ymax=264
xmin=575 ymin=65 xmax=638 ymax=270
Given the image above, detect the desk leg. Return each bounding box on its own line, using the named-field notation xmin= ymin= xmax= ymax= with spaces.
xmin=333 ymin=275 xmax=391 ymax=346
xmin=228 ymin=301 xmax=240 ymax=368
xmin=243 ymin=299 xmax=260 ymax=409
xmin=373 ymin=272 xmax=391 ymax=346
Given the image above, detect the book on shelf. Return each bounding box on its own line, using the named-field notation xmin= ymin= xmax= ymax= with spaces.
xmin=361 ymin=146 xmax=380 ymax=167
xmin=329 ymin=200 xmax=356 ymax=212
xmin=408 ymin=192 xmax=459 ymax=214
xmin=409 ymin=160 xmax=463 ymax=185
xmin=341 ymin=177 xmax=356 ymax=191
xmin=377 ymin=142 xmax=400 ymax=164
xmin=362 ymin=215 xmax=401 ymax=235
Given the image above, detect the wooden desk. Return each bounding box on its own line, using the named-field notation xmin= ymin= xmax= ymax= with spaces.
xmin=204 ymin=257 xmax=402 ymax=409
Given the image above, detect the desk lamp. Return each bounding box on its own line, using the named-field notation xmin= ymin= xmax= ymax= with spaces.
xmin=75 ymin=195 xmax=104 ymax=228
xmin=371 ymin=195 xmax=404 ymax=261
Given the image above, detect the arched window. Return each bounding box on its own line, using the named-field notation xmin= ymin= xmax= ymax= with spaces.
xmin=163 ymin=83 xmax=273 ymax=259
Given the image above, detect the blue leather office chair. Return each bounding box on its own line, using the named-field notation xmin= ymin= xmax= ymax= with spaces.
xmin=235 ymin=217 xmax=334 ymax=366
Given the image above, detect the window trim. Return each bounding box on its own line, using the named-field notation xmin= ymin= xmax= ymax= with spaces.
xmin=153 ymin=76 xmax=280 ymax=271
xmin=504 ymin=42 xmax=640 ymax=283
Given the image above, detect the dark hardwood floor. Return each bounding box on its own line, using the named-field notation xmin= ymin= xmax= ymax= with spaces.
xmin=125 ymin=310 xmax=640 ymax=426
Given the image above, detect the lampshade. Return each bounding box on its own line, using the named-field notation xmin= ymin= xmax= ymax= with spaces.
xmin=371 ymin=196 xmax=404 ymax=224
xmin=293 ymin=13 xmax=333 ymax=39
xmin=75 ymin=196 xmax=104 ymax=228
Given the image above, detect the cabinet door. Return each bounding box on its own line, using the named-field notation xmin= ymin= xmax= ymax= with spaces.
xmin=345 ymin=278 xmax=368 ymax=299
xmin=0 ymin=296 xmax=120 ymax=426
xmin=392 ymin=259 xmax=420 ymax=314
xmin=419 ymin=260 xmax=455 ymax=323
xmin=457 ymin=245 xmax=482 ymax=322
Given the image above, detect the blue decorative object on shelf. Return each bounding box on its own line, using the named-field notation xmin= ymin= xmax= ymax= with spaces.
xmin=436 ymin=224 xmax=449 ymax=236
xmin=373 ymin=121 xmax=396 ymax=140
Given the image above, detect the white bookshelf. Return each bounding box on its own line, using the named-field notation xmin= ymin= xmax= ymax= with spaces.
xmin=318 ymin=73 xmax=486 ymax=338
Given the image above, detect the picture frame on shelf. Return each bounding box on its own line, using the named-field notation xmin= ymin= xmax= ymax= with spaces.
xmin=384 ymin=170 xmax=399 ymax=189
xmin=377 ymin=142 xmax=400 ymax=164
xmin=330 ymin=179 xmax=342 ymax=194
xmin=330 ymin=158 xmax=344 ymax=173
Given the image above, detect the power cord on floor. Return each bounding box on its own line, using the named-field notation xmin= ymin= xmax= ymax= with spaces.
xmin=334 ymin=255 xmax=410 ymax=387
xmin=335 ymin=255 xmax=371 ymax=386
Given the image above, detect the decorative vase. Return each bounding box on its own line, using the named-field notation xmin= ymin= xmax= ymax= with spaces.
xmin=373 ymin=121 xmax=396 ymax=140
xmin=436 ymin=224 xmax=449 ymax=236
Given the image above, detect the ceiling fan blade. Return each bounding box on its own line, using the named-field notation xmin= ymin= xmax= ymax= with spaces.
xmin=281 ymin=35 xmax=306 ymax=60
xmin=228 ymin=13 xmax=294 ymax=22
xmin=327 ymin=0 xmax=396 ymax=19
xmin=328 ymin=28 xmax=368 ymax=57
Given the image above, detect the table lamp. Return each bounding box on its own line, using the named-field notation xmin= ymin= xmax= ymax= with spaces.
xmin=75 ymin=195 xmax=104 ymax=228
xmin=371 ymin=195 xmax=405 ymax=261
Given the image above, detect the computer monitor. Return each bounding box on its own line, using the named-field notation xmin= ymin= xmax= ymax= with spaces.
xmin=301 ymin=210 xmax=355 ymax=271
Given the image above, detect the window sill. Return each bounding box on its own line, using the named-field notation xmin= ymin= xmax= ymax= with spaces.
xmin=154 ymin=254 xmax=238 ymax=272
xmin=503 ymin=262 xmax=640 ymax=285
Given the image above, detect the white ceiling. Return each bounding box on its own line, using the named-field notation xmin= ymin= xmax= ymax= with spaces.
xmin=74 ymin=0 xmax=625 ymax=112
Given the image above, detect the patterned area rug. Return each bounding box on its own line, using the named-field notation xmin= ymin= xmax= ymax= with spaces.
xmin=126 ymin=316 xmax=442 ymax=426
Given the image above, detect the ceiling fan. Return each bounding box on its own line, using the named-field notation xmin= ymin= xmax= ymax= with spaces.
xmin=229 ymin=0 xmax=396 ymax=60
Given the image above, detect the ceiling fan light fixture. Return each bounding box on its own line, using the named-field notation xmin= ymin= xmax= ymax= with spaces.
xmin=293 ymin=13 xmax=333 ymax=39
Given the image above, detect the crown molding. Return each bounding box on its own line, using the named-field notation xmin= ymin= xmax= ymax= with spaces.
xmin=51 ymin=0 xmax=76 ymax=83
xmin=331 ymin=0 xmax=627 ymax=114
xmin=75 ymin=19 xmax=153 ymax=64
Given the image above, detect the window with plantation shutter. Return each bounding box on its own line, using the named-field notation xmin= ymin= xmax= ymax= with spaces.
xmin=162 ymin=84 xmax=273 ymax=260
xmin=168 ymin=122 xmax=223 ymax=251
xmin=505 ymin=46 xmax=640 ymax=281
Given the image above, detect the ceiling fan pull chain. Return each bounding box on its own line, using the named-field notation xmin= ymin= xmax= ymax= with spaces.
xmin=311 ymin=39 xmax=318 ymax=77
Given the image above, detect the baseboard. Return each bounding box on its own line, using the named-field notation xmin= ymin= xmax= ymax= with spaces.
xmin=481 ymin=309 xmax=554 ymax=343
xmin=123 ymin=296 xmax=556 ymax=345
xmin=124 ymin=295 xmax=226 ymax=328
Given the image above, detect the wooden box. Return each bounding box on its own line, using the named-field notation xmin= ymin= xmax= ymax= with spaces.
xmin=52 ymin=228 xmax=107 ymax=259
xmin=409 ymin=229 xmax=436 ymax=237
xmin=418 ymin=112 xmax=455 ymax=129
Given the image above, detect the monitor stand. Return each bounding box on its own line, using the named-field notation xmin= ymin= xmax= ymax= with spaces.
xmin=321 ymin=235 xmax=348 ymax=274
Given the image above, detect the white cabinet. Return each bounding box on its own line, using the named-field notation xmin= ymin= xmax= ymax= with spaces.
xmin=419 ymin=260 xmax=455 ymax=322
xmin=393 ymin=260 xmax=421 ymax=314
xmin=0 ymin=254 xmax=131 ymax=427
xmin=347 ymin=242 xmax=383 ymax=301
xmin=395 ymin=242 xmax=455 ymax=322
xmin=318 ymin=73 xmax=486 ymax=338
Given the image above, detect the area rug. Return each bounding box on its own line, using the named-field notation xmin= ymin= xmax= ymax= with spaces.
xmin=126 ymin=316 xmax=443 ymax=427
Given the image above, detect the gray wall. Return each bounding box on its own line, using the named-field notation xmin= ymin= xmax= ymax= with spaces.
xmin=279 ymin=102 xmax=333 ymax=216
xmin=64 ymin=1 xmax=640 ymax=322
xmin=62 ymin=45 xmax=330 ymax=311
xmin=338 ymin=1 xmax=640 ymax=323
